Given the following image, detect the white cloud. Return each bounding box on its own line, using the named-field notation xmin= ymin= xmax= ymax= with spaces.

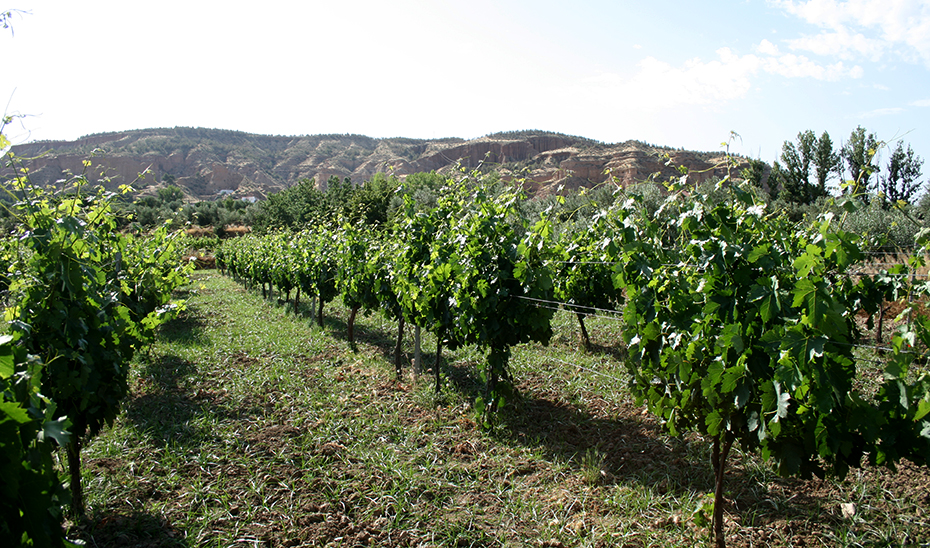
xmin=567 ymin=59 xmax=746 ymax=114
xmin=756 ymin=39 xmax=781 ymax=56
xmin=770 ymin=0 xmax=930 ymax=66
xmin=762 ymin=51 xmax=862 ymax=79
xmin=786 ymin=27 xmax=886 ymax=60
xmin=860 ymin=107 xmax=906 ymax=117
xmin=571 ymin=43 xmax=862 ymax=112
xmin=753 ymin=40 xmax=864 ymax=80
xmin=633 ymin=50 xmax=757 ymax=105
xmin=910 ymin=99 xmax=930 ymax=107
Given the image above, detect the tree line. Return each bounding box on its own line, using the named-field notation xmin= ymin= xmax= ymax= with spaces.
xmin=747 ymin=126 xmax=924 ymax=207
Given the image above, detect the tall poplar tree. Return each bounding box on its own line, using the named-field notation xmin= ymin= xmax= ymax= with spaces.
xmin=879 ymin=141 xmax=923 ymax=204
xmin=777 ymin=130 xmax=818 ymax=204
xmin=841 ymin=126 xmax=879 ymax=195
xmin=813 ymin=130 xmax=841 ymax=196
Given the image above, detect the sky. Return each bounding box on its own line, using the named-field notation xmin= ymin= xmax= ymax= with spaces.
xmin=2 ymin=0 xmax=930 ymax=167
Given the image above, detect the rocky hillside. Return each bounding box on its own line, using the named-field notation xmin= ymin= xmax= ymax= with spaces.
xmin=6 ymin=127 xmax=747 ymax=201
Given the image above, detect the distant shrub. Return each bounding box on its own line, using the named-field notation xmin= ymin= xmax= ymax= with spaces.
xmin=839 ymin=195 xmax=921 ymax=251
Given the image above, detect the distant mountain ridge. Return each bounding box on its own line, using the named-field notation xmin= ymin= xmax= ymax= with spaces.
xmin=7 ymin=127 xmax=745 ymax=201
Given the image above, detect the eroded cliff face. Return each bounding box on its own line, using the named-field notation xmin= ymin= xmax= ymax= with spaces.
xmin=6 ymin=128 xmax=745 ymax=201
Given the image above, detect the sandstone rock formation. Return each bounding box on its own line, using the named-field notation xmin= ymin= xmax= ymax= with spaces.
xmin=6 ymin=128 xmax=748 ymax=201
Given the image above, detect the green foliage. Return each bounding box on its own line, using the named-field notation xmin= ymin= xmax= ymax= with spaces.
xmin=552 ymin=211 xmax=625 ymax=350
xmin=177 ymin=198 xmax=253 ymax=231
xmin=221 ymin=228 xmax=339 ymax=325
xmin=252 ymin=173 xmax=399 ymax=233
xmin=777 ymin=130 xmax=817 ymax=203
xmin=390 ymin=173 xmax=555 ymax=413
xmin=349 ymin=172 xmax=399 ymax=226
xmin=0 ymin=237 xmax=16 ymax=297
xmin=877 ymin=141 xmax=923 ymax=205
xmin=878 ymin=232 xmax=930 ymax=468
xmin=217 ymin=157 xmax=930 ymax=546
xmin=773 ymin=130 xmax=834 ymax=205
xmin=814 ymin=130 xmax=842 ymax=195
xmin=740 ymin=158 xmax=769 ymax=195
xmin=839 ymin=194 xmax=921 ymax=250
xmin=267 ymin=232 xmax=297 ymax=304
xmin=625 ymin=188 xmax=857 ymax=467
xmin=611 ymin=180 xmax=930 ymax=547
xmin=176 ymin=233 xmax=222 ymax=254
xmin=250 ymin=177 xmax=324 ymax=232
xmin=7 ymin=182 xmax=142 ymax=442
xmin=123 ymin=183 xmax=259 ymax=231
xmin=450 ymin=184 xmax=554 ymax=364
xmin=122 ymin=225 xmax=194 ymax=336
xmin=156 ymin=185 xmax=184 ymax=204
xmin=383 ymin=179 xmax=466 ymax=381
xmin=297 ymin=228 xmax=339 ymax=326
xmin=221 ymin=172 xmax=556 ymax=415
xmin=0 ymin=335 xmax=72 ymax=548
xmin=324 ymin=176 xmax=353 ymax=208
xmin=390 ymin=186 xmax=462 ymax=345
xmin=333 ymin=223 xmax=382 ymax=342
xmin=387 ymin=171 xmax=448 ymax=220
xmin=333 ymin=225 xmax=380 ymax=313
xmin=521 ymin=183 xmax=621 ymax=224
xmin=2 ymin=166 xmax=191 ymax=517
xmin=841 ymin=126 xmax=880 ymax=195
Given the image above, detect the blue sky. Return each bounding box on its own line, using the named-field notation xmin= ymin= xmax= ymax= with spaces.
xmin=2 ymin=0 xmax=929 ymax=169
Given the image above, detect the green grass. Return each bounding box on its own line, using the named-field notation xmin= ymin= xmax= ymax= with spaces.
xmin=69 ymin=271 xmax=930 ymax=547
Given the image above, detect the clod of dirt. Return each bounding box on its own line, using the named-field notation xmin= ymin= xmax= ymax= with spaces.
xmin=318 ymin=441 xmax=347 ymax=456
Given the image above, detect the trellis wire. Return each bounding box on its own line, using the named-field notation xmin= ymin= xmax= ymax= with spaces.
xmin=511 ymin=291 xmax=930 ymax=364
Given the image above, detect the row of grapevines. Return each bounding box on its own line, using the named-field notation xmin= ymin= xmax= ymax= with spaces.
xmin=219 ymin=168 xmax=929 ymax=546
xmin=551 ymin=211 xmax=627 ymax=351
xmin=218 ymin=226 xmax=340 ymax=327
xmin=218 ymin=173 xmax=557 ymax=413
xmin=608 ymin=181 xmax=930 ymax=547
xmin=1 ymin=164 xmax=193 ymax=542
